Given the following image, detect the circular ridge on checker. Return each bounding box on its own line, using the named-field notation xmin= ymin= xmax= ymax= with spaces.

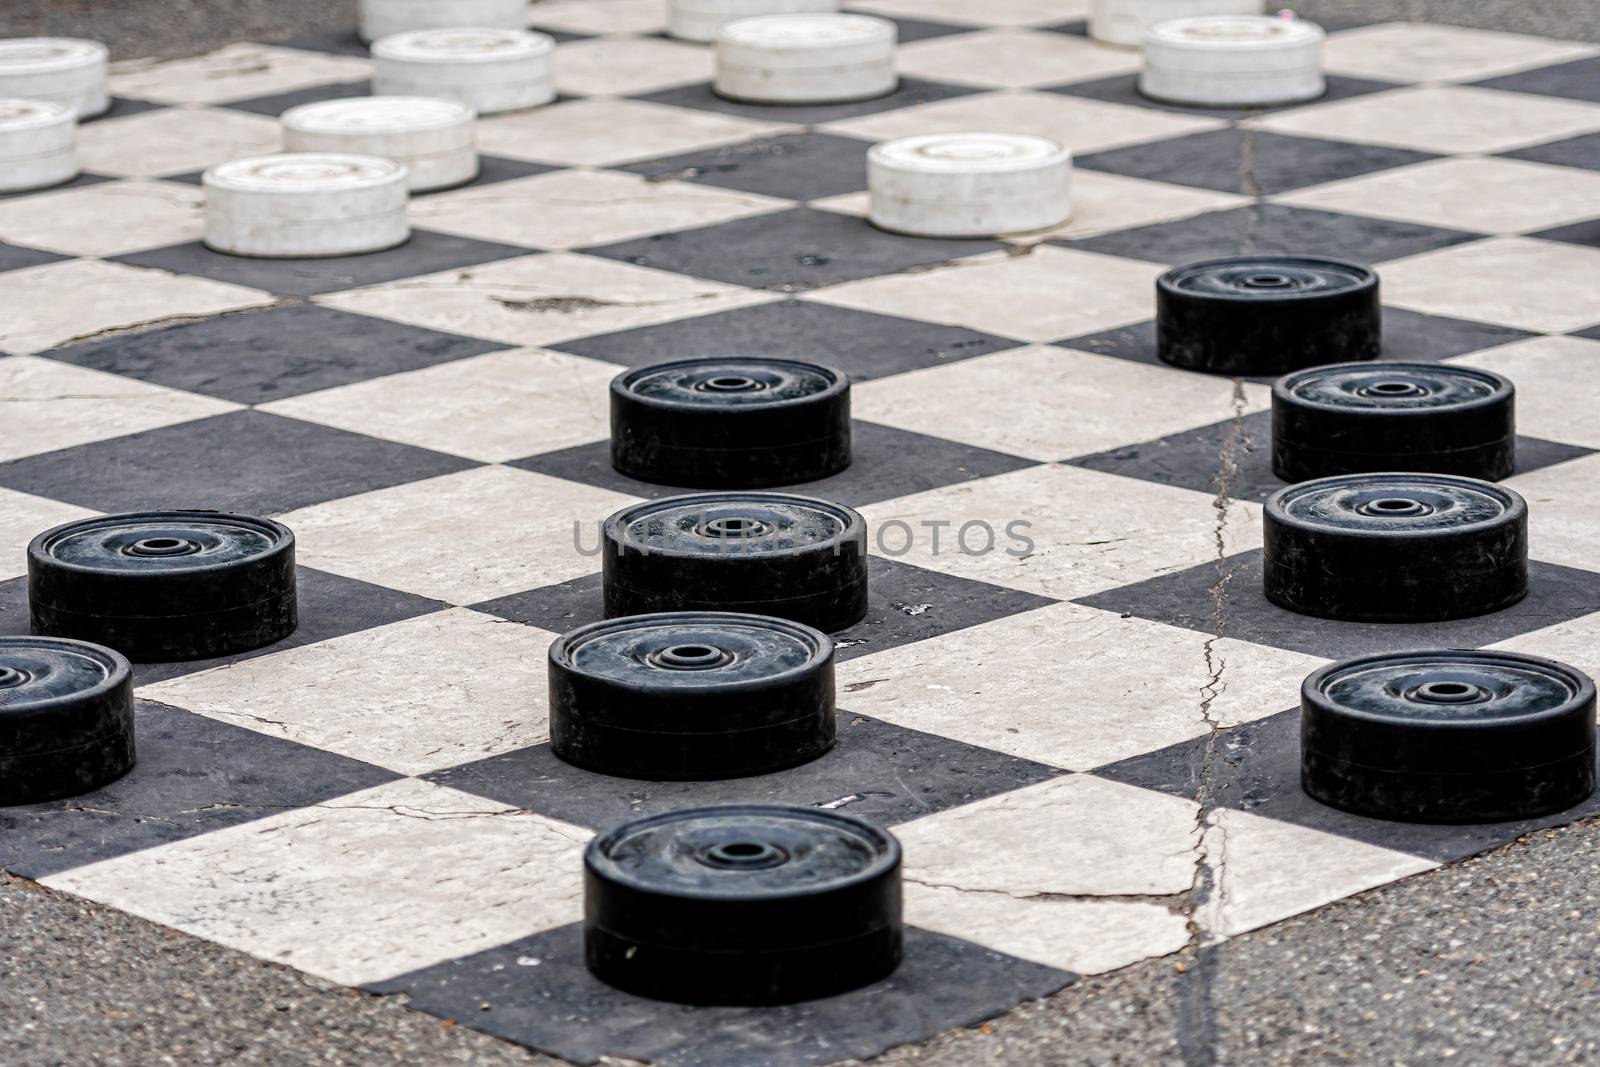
xmin=549 ymin=612 xmax=835 ymax=780
xmin=280 ymin=96 xmax=478 ymax=193
xmin=669 ymin=0 xmax=840 ymax=43
xmin=867 ymin=132 xmax=1073 ymax=239
xmin=1263 ymin=473 xmax=1527 ymax=623
xmin=1091 ymin=0 xmax=1264 ymax=47
xmin=714 ymin=13 xmax=897 ymax=105
xmin=370 ymin=28 xmax=557 ymax=115
xmin=1156 ymin=255 xmax=1380 ymax=376
xmin=610 ymin=358 xmax=851 ymax=489
xmin=1139 ymin=14 xmax=1325 ymax=108
xmin=0 ymin=37 xmax=109 ymax=118
xmin=203 ymin=153 xmax=411 ymax=259
xmin=359 ymin=0 xmax=530 ymax=43
xmin=1302 ymin=650 xmax=1596 ymax=824
xmin=602 ymin=493 xmax=869 ymax=633
xmin=28 ymin=512 xmax=298 ymax=664
xmin=0 ymin=97 xmax=77 ymax=195
xmin=584 ymin=804 xmax=903 ymax=1004
xmin=0 ymin=636 xmax=135 ymax=806
xmin=1273 ymin=362 xmax=1516 ymax=483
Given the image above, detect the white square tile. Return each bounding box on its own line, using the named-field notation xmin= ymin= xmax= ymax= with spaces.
xmin=0 ymin=488 xmax=96 ymax=581
xmin=0 ymin=260 xmax=272 ymax=356
xmin=1246 ymin=85 xmax=1600 ymax=155
xmin=1489 ymin=607 xmax=1600 ymax=683
xmin=896 ymin=775 xmax=1200 ymax=897
xmin=529 ymin=0 xmax=669 ymax=35
xmin=278 ymin=465 xmax=639 ymax=604
xmin=848 ymin=0 xmax=1089 ymax=28
xmin=0 ymin=179 xmax=205 ymax=257
xmin=476 ymin=98 xmax=793 ymax=167
xmin=141 ymin=608 xmax=555 ymax=775
xmin=1320 ymin=23 xmax=1599 ymax=84
xmin=836 ymin=602 xmax=1318 ymax=770
xmin=44 ymin=778 xmax=590 ymax=986
xmin=1196 ymin=809 xmax=1434 ymax=941
xmin=76 ymin=107 xmax=281 ymax=178
xmin=905 ymin=884 xmax=1191 ymax=976
xmin=1380 ymin=237 xmax=1600 ymax=334
xmin=0 ymin=356 xmax=239 ymax=462
xmin=857 ymin=464 xmax=1261 ymax=601
xmin=554 ymin=36 xmax=715 ymax=96
xmin=412 ymin=168 xmax=789 ymax=251
xmin=318 ymin=252 xmax=776 ymax=348
xmin=1273 ymin=157 xmax=1600 ymax=236
xmin=1503 ymin=453 xmax=1600 ymax=573
xmin=108 ymin=45 xmax=370 ymax=105
xmin=261 ymin=348 xmax=617 ymax=463
xmin=1453 ymin=334 xmax=1600 ymax=449
xmin=895 ymin=29 xmax=1140 ymax=89
xmin=807 ymin=245 xmax=1161 ymax=343
xmin=852 ymin=345 xmax=1270 ymax=461
xmin=822 ymin=89 xmax=1225 ymax=156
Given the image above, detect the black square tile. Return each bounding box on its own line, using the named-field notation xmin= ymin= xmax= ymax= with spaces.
xmin=846 ymin=13 xmax=981 ymax=42
xmin=475 ymin=555 xmax=1056 ymax=656
xmin=0 ymin=567 xmax=448 ymax=686
xmin=1037 ymin=19 xmax=1088 ymax=36
xmin=113 ymin=230 xmax=536 ymax=298
xmin=619 ymin=131 xmax=874 ymax=201
xmin=583 ymin=206 xmax=1002 ymax=290
xmin=1060 ymin=203 xmax=1483 ymax=266
xmin=413 ymin=155 xmax=563 ymax=195
xmin=1055 ymin=306 xmax=1537 ymax=371
xmin=0 ymin=409 xmax=479 ymax=515
xmin=220 ymin=78 xmax=372 ymax=116
xmin=83 ymin=97 xmax=168 ymax=124
xmin=1500 ymin=131 xmax=1600 ymax=172
xmin=429 ymin=710 xmax=1068 ymax=830
xmin=510 ymin=420 xmax=1040 ymax=508
xmin=1473 ymin=56 xmax=1600 ymax=104
xmin=1077 ymin=549 xmax=1600 ymax=661
xmin=273 ymin=29 xmax=371 ymax=57
xmin=1095 ymin=709 xmax=1600 ymax=863
xmin=0 ymin=171 xmax=116 ymax=203
xmin=633 ymin=76 xmax=981 ymax=125
xmin=47 ymin=304 xmax=510 ymax=404
xmin=1043 ymin=73 xmax=1402 ymax=120
xmin=0 ymin=242 xmax=69 ymax=272
xmin=0 ymin=699 xmax=399 ymax=881
xmin=552 ymin=298 xmax=1024 ymax=380
xmin=1076 ymin=128 xmax=1437 ymax=196
xmin=1528 ymin=218 xmax=1600 ymax=250
xmin=370 ymin=923 xmax=1072 ymax=1067
xmin=1066 ymin=409 xmax=1596 ymax=503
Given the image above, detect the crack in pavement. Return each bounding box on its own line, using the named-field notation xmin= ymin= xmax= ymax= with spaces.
xmin=903 ymin=876 xmax=1192 ymax=914
xmin=1174 ymin=377 xmax=1250 ymax=1067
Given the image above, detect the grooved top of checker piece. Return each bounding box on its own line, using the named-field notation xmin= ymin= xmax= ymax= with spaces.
xmin=549 ymin=611 xmax=836 ymax=780
xmin=610 ymin=358 xmax=851 ymax=489
xmin=1157 ymin=255 xmax=1380 ymax=376
xmin=584 ymin=804 xmax=903 ymax=1005
xmin=1263 ymin=473 xmax=1528 ymax=623
xmin=0 ymin=636 xmax=135 ymax=806
xmin=602 ymin=492 xmax=869 ymax=632
xmin=1273 ymin=361 xmax=1516 ymax=483
xmin=28 ymin=511 xmax=298 ymax=663
xmin=1302 ymin=650 xmax=1597 ymax=823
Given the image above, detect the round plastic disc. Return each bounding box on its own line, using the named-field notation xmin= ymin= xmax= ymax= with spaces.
xmin=1302 ymin=650 xmax=1596 ymax=822
xmin=0 ymin=636 xmax=135 ymax=805
xmin=584 ymin=804 xmax=902 ymax=1004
